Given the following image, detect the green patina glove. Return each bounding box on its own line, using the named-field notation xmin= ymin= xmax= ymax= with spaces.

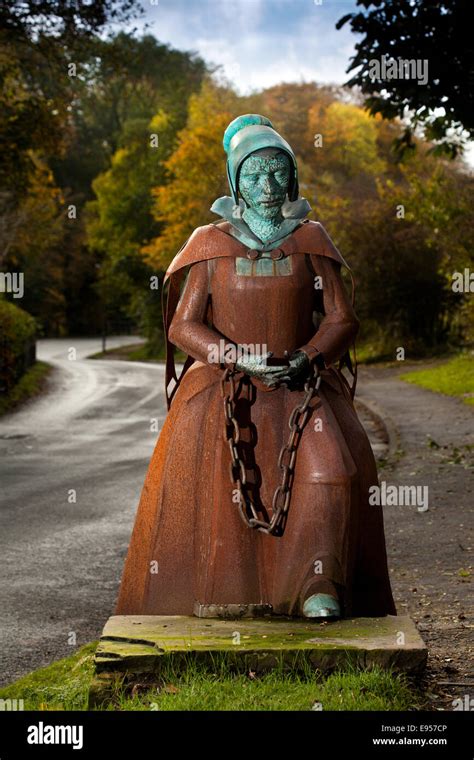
xmin=267 ymin=350 xmax=311 ymax=387
xmin=234 ymin=351 xmax=288 ymax=386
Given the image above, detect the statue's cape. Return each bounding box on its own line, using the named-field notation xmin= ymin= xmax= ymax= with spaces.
xmin=162 ymin=220 xmax=355 ymax=408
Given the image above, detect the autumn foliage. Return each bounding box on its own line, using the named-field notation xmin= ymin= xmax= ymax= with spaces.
xmin=1 ymin=17 xmax=473 ymax=356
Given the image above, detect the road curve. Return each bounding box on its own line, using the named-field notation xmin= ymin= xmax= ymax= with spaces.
xmin=0 ymin=337 xmax=165 ymax=685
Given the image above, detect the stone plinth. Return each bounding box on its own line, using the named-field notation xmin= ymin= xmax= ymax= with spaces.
xmin=89 ymin=614 xmax=427 ymax=706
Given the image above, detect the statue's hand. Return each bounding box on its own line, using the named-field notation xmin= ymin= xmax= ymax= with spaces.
xmin=266 ymin=351 xmax=311 ymax=387
xmin=235 ymin=352 xmax=288 ymax=383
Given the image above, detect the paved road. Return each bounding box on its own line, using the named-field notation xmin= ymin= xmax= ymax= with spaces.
xmin=0 ymin=337 xmax=164 ymax=685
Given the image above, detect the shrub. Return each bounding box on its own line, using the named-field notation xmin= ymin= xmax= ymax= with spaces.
xmin=0 ymin=299 xmax=36 ymax=395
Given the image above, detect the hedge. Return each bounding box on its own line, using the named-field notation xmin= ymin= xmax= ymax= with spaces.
xmin=0 ymin=299 xmax=36 ymax=395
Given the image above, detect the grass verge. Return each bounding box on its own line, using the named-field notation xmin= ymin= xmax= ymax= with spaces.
xmin=399 ymin=353 xmax=474 ymax=405
xmin=0 ymin=361 xmax=52 ymax=416
xmin=0 ymin=643 xmax=422 ymax=712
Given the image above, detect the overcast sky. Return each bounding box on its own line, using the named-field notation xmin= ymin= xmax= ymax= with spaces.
xmin=133 ymin=0 xmax=360 ymax=92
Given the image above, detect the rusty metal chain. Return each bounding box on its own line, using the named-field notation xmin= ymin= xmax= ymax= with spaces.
xmin=220 ymin=363 xmax=321 ymax=537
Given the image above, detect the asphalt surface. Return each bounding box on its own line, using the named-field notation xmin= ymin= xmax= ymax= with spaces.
xmin=0 ymin=337 xmax=163 ymax=685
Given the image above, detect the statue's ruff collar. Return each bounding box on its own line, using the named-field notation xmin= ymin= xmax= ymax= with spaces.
xmin=210 ymin=195 xmax=312 ymax=252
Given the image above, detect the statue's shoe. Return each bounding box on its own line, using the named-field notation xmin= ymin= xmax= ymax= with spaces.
xmin=302 ymin=593 xmax=341 ymax=619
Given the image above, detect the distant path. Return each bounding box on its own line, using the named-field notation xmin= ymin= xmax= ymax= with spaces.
xmin=357 ymin=364 xmax=474 ymax=706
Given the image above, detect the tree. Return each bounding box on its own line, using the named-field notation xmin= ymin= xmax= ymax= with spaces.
xmin=337 ymin=0 xmax=474 ymax=157
xmin=258 ymin=82 xmax=337 ymax=166
xmin=53 ymin=33 xmax=206 ymax=203
xmin=86 ymin=111 xmax=173 ymax=329
xmin=0 ymin=4 xmax=146 ymax=334
xmin=1 ymin=24 xmax=206 ymax=336
xmin=84 ymin=38 xmax=207 ymax=341
xmin=0 ymin=1 xmax=140 ymax=40
xmin=1 ymin=156 xmax=67 ymax=334
xmin=310 ymin=101 xmax=385 ymax=180
xmin=336 ymin=154 xmax=474 ymax=354
xmin=143 ymin=80 xmax=244 ymax=270
xmin=0 ymin=2 xmax=143 ymax=206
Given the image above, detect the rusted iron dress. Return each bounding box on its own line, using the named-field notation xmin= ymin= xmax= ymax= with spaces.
xmin=116 ymin=219 xmax=396 ymax=618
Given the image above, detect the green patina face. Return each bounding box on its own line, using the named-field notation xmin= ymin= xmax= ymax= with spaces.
xmin=238 ymin=149 xmax=291 ymax=243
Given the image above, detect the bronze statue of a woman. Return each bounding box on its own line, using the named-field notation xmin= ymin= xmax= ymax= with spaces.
xmin=116 ymin=114 xmax=396 ymax=620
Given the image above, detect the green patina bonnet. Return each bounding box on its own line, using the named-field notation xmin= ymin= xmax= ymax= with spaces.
xmin=223 ymin=114 xmax=299 ymax=204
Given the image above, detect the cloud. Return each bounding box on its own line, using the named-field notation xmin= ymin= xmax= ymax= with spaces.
xmin=137 ymin=0 xmax=358 ymax=91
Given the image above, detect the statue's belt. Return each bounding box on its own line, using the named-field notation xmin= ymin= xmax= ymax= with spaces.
xmin=245 ymin=247 xmax=287 ymax=260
